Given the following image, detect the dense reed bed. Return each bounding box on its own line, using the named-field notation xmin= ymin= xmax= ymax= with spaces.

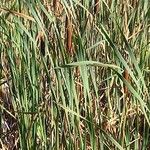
xmin=0 ymin=0 xmax=150 ymax=149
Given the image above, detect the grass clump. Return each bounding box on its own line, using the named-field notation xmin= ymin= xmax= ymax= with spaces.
xmin=0 ymin=0 xmax=150 ymax=149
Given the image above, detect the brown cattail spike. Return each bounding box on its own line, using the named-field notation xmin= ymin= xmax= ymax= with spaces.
xmin=94 ymin=0 xmax=99 ymax=14
xmin=53 ymin=0 xmax=59 ymax=13
xmin=36 ymin=32 xmax=45 ymax=56
xmin=40 ymin=36 xmax=45 ymax=56
xmin=123 ymin=50 xmax=130 ymax=98
xmin=66 ymin=14 xmax=73 ymax=55
xmin=123 ymin=68 xmax=130 ymax=97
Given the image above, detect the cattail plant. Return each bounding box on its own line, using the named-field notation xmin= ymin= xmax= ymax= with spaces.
xmin=94 ymin=0 xmax=99 ymax=14
xmin=53 ymin=0 xmax=59 ymax=13
xmin=1 ymin=0 xmax=150 ymax=149
xmin=65 ymin=12 xmax=73 ymax=55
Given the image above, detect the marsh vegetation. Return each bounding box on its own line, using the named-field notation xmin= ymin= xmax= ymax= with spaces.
xmin=0 ymin=0 xmax=150 ymax=149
